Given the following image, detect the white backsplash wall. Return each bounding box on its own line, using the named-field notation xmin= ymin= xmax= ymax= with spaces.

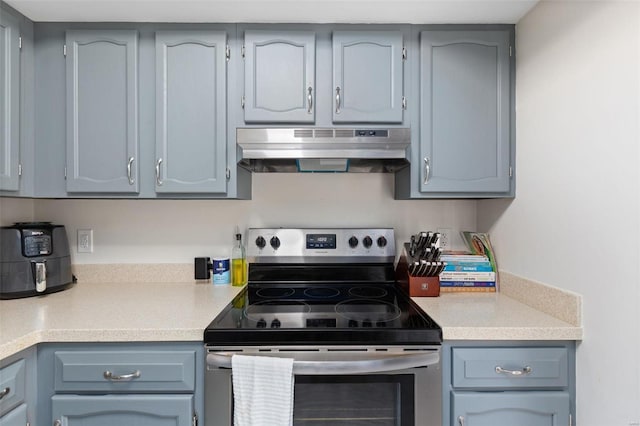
xmin=34 ymin=173 xmax=476 ymax=264
xmin=478 ymin=2 xmax=640 ymax=425
xmin=0 ymin=198 xmax=35 ymax=225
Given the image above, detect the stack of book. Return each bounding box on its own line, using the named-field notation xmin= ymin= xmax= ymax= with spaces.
xmin=438 ymin=253 xmax=496 ymax=292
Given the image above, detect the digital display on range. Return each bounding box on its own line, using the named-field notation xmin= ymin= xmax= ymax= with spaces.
xmin=306 ymin=318 xmax=337 ymax=328
xmin=306 ymin=234 xmax=337 ymax=249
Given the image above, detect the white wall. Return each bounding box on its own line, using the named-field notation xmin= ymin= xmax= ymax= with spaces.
xmin=33 ymin=173 xmax=476 ymax=264
xmin=478 ymin=1 xmax=640 ymax=424
xmin=0 ymin=198 xmax=34 ymax=225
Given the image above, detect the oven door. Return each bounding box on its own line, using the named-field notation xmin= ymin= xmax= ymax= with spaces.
xmin=204 ymin=347 xmax=441 ymax=426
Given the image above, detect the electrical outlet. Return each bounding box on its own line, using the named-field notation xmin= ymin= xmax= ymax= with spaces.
xmin=437 ymin=228 xmax=451 ymax=250
xmin=77 ymin=229 xmax=93 ymax=253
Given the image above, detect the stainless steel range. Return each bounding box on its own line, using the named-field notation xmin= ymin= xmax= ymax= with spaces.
xmin=204 ymin=228 xmax=442 ymax=426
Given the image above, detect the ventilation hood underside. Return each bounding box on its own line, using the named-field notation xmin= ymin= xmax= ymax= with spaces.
xmin=237 ymin=128 xmax=410 ymax=173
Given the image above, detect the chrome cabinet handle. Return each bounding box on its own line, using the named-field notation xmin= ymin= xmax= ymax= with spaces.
xmin=54 ymin=421 xmax=62 ymax=426
xmin=127 ymin=157 xmax=135 ymax=185
xmin=423 ymin=157 xmax=430 ymax=184
xmin=458 ymin=415 xmax=465 ymax=426
xmin=335 ymin=86 xmax=341 ymax=114
xmin=0 ymin=387 xmax=9 ymax=399
xmin=103 ymin=370 xmax=141 ymax=381
xmin=307 ymin=86 xmax=313 ymax=114
xmin=495 ymin=365 xmax=532 ymax=376
xmin=155 ymin=158 xmax=163 ymax=186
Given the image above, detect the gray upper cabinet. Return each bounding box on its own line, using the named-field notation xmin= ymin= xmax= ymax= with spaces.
xmin=418 ymin=30 xmax=511 ymax=194
xmin=243 ymin=30 xmax=315 ymax=123
xmin=65 ymin=29 xmax=139 ymax=193
xmin=155 ymin=31 xmax=228 ymax=193
xmin=0 ymin=11 xmax=20 ymax=191
xmin=332 ymin=31 xmax=404 ymax=123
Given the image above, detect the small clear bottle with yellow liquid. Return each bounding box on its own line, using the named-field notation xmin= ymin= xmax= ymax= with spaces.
xmin=231 ymin=232 xmax=247 ymax=287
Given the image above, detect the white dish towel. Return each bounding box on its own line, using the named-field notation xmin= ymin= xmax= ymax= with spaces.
xmin=232 ymin=354 xmax=295 ymax=426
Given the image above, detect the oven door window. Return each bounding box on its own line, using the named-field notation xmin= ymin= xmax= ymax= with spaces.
xmin=293 ymin=375 xmax=414 ymax=426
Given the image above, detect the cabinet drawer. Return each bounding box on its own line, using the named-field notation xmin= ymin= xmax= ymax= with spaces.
xmin=54 ymin=350 xmax=196 ymax=392
xmin=452 ymin=347 xmax=568 ymax=389
xmin=0 ymin=359 xmax=25 ymax=416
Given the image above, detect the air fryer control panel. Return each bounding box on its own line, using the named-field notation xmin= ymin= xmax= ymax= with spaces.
xmin=22 ymin=229 xmax=53 ymax=257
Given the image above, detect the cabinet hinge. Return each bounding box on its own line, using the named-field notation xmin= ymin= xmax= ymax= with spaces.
xmin=241 ymin=95 xmax=245 ymax=109
xmin=225 ymin=44 xmax=230 ymax=62
xmin=402 ymin=46 xmax=407 ymax=60
xmin=226 ymin=167 xmax=231 ymax=180
xmin=19 ymin=36 xmax=22 ymax=50
xmin=402 ymin=96 xmax=407 ymax=110
xmin=241 ymin=45 xmax=245 ymax=58
xmin=63 ymin=44 xmax=67 ymax=57
xmin=18 ymin=163 xmax=23 ymax=177
xmin=193 ymin=413 xmax=198 ymax=426
xmin=509 ymin=45 xmax=513 ymax=57
xmin=509 ymin=166 xmax=513 ymax=178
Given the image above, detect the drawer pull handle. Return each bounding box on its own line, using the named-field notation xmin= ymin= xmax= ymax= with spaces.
xmin=103 ymin=370 xmax=141 ymax=381
xmin=0 ymin=387 xmax=9 ymax=399
xmin=458 ymin=415 xmax=465 ymax=426
xmin=495 ymin=365 xmax=532 ymax=376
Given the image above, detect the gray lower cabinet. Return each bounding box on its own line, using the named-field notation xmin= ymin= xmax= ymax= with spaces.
xmin=0 ymin=10 xmax=21 ymax=192
xmin=332 ymin=31 xmax=404 ymax=123
xmin=396 ymin=28 xmax=514 ymax=199
xmin=452 ymin=392 xmax=570 ymax=426
xmin=445 ymin=343 xmax=575 ymax=426
xmin=243 ymin=30 xmax=316 ymax=123
xmin=0 ymin=403 xmax=27 ymax=426
xmin=65 ymin=29 xmax=139 ymax=193
xmin=0 ymin=346 xmax=36 ymax=426
xmin=155 ymin=31 xmax=228 ymax=193
xmin=51 ymin=395 xmax=194 ymax=426
xmin=39 ymin=343 xmax=203 ymax=426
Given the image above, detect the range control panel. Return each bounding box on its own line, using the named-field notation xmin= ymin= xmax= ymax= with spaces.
xmin=247 ymin=228 xmax=395 ymax=262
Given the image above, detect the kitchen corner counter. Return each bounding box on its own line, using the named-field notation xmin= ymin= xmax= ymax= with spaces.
xmin=412 ymin=292 xmax=583 ymax=341
xmin=0 ymin=281 xmax=242 ymax=360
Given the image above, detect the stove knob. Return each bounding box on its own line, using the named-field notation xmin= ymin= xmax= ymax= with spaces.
xmin=362 ymin=236 xmax=373 ymax=249
xmin=348 ymin=320 xmax=358 ymax=328
xmin=255 ymin=236 xmax=266 ymax=249
xmin=362 ymin=319 xmax=372 ymax=327
xmin=271 ymin=319 xmax=281 ymax=328
xmin=348 ymin=236 xmax=359 ymax=248
xmin=377 ymin=236 xmax=387 ymax=248
xmin=270 ymin=236 xmax=281 ymax=250
xmin=256 ymin=319 xmax=267 ymax=328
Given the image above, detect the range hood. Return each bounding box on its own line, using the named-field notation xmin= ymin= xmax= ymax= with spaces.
xmin=237 ymin=128 xmax=410 ymax=173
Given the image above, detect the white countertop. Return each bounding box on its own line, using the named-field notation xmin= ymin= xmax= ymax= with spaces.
xmin=0 ymin=281 xmax=582 ymax=361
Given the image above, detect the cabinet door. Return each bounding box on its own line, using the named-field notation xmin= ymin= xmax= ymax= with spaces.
xmin=155 ymin=31 xmax=227 ymax=193
xmin=332 ymin=31 xmax=403 ymax=123
xmin=419 ymin=31 xmax=511 ymax=193
xmin=0 ymin=11 xmax=20 ymax=191
xmin=52 ymin=394 xmax=193 ymax=426
xmin=452 ymin=391 xmax=570 ymax=426
xmin=244 ymin=30 xmax=315 ymax=123
xmin=65 ymin=30 xmax=139 ymax=193
xmin=0 ymin=403 xmax=27 ymax=426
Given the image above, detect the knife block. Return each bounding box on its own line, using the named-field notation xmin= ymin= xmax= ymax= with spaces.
xmin=395 ymin=248 xmax=440 ymax=297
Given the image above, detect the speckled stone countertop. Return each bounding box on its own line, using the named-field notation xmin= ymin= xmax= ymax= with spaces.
xmin=0 ymin=282 xmax=242 ymax=360
xmin=412 ymin=293 xmax=582 ymax=341
xmin=0 ymin=276 xmax=582 ymax=361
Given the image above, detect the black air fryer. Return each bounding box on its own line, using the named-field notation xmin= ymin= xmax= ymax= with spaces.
xmin=0 ymin=222 xmax=75 ymax=299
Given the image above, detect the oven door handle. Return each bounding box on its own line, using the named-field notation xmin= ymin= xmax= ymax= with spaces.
xmin=207 ymin=352 xmax=440 ymax=375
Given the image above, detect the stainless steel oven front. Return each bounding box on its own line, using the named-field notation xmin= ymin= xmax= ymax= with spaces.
xmin=205 ymin=345 xmax=442 ymax=426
